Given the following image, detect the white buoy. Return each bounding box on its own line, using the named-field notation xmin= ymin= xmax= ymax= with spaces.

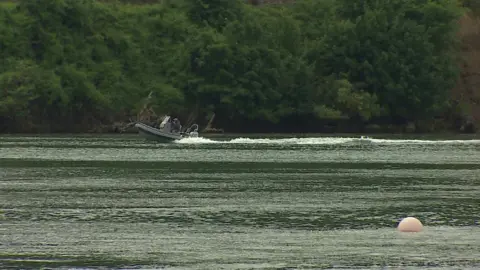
xmin=397 ymin=217 xmax=423 ymax=232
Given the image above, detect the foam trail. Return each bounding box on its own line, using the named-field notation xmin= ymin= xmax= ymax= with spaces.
xmin=176 ymin=136 xmax=480 ymax=145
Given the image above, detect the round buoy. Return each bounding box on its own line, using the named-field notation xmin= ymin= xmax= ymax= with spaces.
xmin=397 ymin=217 xmax=423 ymax=232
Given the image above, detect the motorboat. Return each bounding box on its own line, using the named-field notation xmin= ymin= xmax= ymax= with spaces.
xmin=135 ymin=115 xmax=199 ymax=143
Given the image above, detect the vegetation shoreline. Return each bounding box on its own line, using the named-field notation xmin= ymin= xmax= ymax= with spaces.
xmin=0 ymin=123 xmax=477 ymax=135
xmin=1 ymin=131 xmax=479 ymax=143
xmin=1 ymin=0 xmax=479 ymax=134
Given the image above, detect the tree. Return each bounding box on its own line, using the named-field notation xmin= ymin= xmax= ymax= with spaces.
xmin=187 ymin=0 xmax=244 ymax=30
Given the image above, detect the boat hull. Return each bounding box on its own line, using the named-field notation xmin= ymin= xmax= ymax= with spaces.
xmin=135 ymin=122 xmax=183 ymax=143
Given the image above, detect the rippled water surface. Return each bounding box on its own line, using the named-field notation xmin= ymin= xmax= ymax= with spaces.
xmin=1 ymin=134 xmax=480 ymax=269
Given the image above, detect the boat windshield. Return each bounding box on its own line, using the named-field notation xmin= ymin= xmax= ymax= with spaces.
xmin=159 ymin=116 xmax=170 ymax=129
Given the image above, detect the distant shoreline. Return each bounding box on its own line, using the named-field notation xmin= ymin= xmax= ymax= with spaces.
xmin=1 ymin=0 xmax=478 ymax=137
xmin=0 ymin=131 xmax=478 ymax=139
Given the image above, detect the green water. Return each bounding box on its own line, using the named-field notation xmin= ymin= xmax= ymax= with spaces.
xmin=1 ymin=135 xmax=479 ymax=269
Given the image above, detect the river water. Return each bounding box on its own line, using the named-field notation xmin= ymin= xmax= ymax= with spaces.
xmin=1 ymin=134 xmax=479 ymax=269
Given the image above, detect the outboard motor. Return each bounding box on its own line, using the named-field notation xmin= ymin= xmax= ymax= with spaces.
xmin=187 ymin=124 xmax=199 ymax=138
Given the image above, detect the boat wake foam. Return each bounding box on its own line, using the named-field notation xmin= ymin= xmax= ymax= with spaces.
xmin=175 ymin=136 xmax=480 ymax=145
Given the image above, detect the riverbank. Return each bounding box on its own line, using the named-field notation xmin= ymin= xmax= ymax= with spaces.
xmin=0 ymin=0 xmax=477 ymax=134
xmin=1 ymin=129 xmax=479 ymax=139
xmin=0 ymin=117 xmax=477 ymax=135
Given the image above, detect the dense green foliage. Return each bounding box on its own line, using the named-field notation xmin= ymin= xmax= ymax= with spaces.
xmin=0 ymin=0 xmax=465 ymax=132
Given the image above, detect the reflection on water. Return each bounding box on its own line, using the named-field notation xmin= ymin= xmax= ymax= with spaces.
xmin=0 ymin=135 xmax=479 ymax=269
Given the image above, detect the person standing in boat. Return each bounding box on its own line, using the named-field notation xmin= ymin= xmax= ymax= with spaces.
xmin=171 ymin=118 xmax=182 ymax=133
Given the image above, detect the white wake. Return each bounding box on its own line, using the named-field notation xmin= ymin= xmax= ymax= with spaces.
xmin=175 ymin=136 xmax=480 ymax=145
